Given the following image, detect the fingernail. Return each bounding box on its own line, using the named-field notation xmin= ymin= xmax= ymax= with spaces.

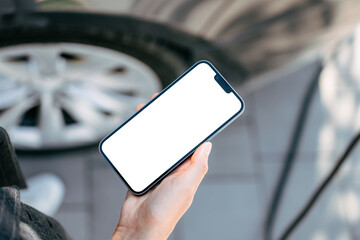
xmin=203 ymin=142 xmax=212 ymax=155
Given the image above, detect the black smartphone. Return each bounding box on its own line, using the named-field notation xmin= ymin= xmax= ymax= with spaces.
xmin=99 ymin=60 xmax=244 ymax=195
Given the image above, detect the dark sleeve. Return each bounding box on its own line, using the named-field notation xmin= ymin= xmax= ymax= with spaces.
xmin=19 ymin=200 xmax=72 ymax=240
xmin=0 ymin=186 xmax=21 ymax=240
xmin=0 ymin=127 xmax=27 ymax=189
xmin=0 ymin=186 xmax=72 ymax=240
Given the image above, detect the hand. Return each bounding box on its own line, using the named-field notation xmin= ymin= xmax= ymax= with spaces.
xmin=111 ymin=93 xmax=212 ymax=240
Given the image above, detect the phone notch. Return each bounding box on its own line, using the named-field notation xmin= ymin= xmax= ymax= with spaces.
xmin=214 ymin=74 xmax=232 ymax=93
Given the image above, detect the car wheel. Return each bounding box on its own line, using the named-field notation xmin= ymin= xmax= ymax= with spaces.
xmin=0 ymin=22 xmax=188 ymax=150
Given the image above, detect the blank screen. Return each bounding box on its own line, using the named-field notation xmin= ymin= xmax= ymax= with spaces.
xmin=100 ymin=62 xmax=243 ymax=193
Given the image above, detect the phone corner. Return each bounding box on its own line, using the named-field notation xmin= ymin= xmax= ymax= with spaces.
xmin=196 ymin=59 xmax=211 ymax=64
xmin=98 ymin=138 xmax=104 ymax=152
xmin=232 ymin=91 xmax=245 ymax=116
xmin=98 ymin=137 xmax=109 ymax=158
xmin=128 ymin=187 xmax=148 ymax=196
xmin=238 ymin=97 xmax=245 ymax=114
xmin=194 ymin=59 xmax=214 ymax=68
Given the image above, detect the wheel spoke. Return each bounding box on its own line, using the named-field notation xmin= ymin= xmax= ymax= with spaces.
xmin=65 ymin=84 xmax=144 ymax=114
xmin=0 ymin=86 xmax=29 ymax=109
xmin=0 ymin=63 xmax=29 ymax=82
xmin=60 ymin=96 xmax=105 ymax=127
xmin=88 ymin=72 xmax=145 ymax=92
xmin=65 ymin=56 xmax=120 ymax=75
xmin=0 ymin=97 xmax=37 ymax=128
xmin=29 ymin=47 xmax=66 ymax=79
xmin=39 ymin=92 xmax=65 ymax=142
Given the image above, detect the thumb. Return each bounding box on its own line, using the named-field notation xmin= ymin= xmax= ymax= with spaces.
xmin=184 ymin=142 xmax=212 ymax=187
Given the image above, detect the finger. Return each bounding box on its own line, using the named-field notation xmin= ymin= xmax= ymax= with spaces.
xmin=125 ymin=190 xmax=133 ymax=200
xmin=136 ymin=93 xmax=158 ymax=111
xmin=183 ymin=142 xmax=212 ymax=188
xmin=151 ymin=93 xmax=159 ymax=100
xmin=136 ymin=103 xmax=145 ymax=111
xmin=168 ymin=158 xmax=192 ymax=176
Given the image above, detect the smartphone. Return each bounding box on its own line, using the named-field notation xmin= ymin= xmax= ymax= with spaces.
xmin=99 ymin=60 xmax=244 ymax=195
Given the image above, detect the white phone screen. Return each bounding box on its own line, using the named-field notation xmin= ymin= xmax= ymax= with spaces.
xmin=100 ymin=62 xmax=243 ymax=193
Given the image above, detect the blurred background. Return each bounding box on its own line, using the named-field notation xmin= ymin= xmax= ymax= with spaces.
xmin=1 ymin=0 xmax=360 ymax=239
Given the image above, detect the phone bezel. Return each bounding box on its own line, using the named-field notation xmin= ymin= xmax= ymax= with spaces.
xmin=99 ymin=60 xmax=245 ymax=195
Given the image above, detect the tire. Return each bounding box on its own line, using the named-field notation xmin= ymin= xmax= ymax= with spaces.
xmin=0 ymin=19 xmax=188 ymax=87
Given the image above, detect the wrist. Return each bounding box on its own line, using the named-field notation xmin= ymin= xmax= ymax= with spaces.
xmin=111 ymin=225 xmax=164 ymax=240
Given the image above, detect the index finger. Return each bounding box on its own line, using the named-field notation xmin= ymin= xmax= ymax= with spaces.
xmin=136 ymin=93 xmax=159 ymax=111
xmin=151 ymin=93 xmax=159 ymax=99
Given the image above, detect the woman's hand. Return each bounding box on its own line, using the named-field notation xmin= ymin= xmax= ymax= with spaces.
xmin=111 ymin=93 xmax=212 ymax=240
